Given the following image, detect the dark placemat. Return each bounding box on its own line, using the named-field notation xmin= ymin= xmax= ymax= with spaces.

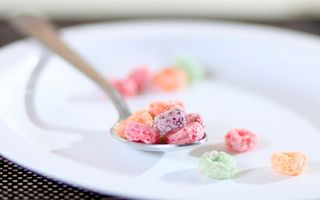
xmin=0 ymin=157 xmax=121 ymax=200
xmin=1 ymin=18 xmax=320 ymax=200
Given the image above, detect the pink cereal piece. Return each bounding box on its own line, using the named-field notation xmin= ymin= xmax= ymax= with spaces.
xmin=165 ymin=122 xmax=204 ymax=145
xmin=225 ymin=128 xmax=258 ymax=152
xmin=114 ymin=109 xmax=153 ymax=138
xmin=128 ymin=66 xmax=153 ymax=92
xmin=124 ymin=122 xmax=160 ymax=144
xmin=154 ymin=107 xmax=187 ymax=134
xmin=112 ymin=78 xmax=138 ymax=97
xmin=148 ymin=100 xmax=185 ymax=118
xmin=186 ymin=113 xmax=205 ymax=128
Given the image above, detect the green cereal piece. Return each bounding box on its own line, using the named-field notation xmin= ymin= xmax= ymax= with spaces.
xmin=176 ymin=57 xmax=205 ymax=83
xmin=199 ymin=151 xmax=237 ymax=179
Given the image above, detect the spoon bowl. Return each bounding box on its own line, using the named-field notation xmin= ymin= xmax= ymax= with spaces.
xmin=111 ymin=128 xmax=208 ymax=152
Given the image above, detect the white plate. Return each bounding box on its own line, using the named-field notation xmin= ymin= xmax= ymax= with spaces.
xmin=1 ymin=21 xmax=320 ymax=200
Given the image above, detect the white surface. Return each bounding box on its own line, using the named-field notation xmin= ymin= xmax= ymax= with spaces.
xmin=1 ymin=21 xmax=320 ymax=199
xmin=1 ymin=0 xmax=320 ymax=20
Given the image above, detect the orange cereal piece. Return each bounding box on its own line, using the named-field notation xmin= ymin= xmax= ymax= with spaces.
xmin=113 ymin=109 xmax=153 ymax=138
xmin=271 ymin=152 xmax=308 ymax=176
xmin=148 ymin=100 xmax=185 ymax=118
xmin=153 ymin=67 xmax=188 ymax=91
xmin=113 ymin=120 xmax=127 ymax=138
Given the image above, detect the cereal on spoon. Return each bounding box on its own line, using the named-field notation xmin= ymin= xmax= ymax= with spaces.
xmin=114 ymin=100 xmax=205 ymax=145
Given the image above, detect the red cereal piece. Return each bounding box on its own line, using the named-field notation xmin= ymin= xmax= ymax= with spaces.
xmin=128 ymin=66 xmax=153 ymax=92
xmin=225 ymin=128 xmax=258 ymax=152
xmin=114 ymin=110 xmax=153 ymax=138
xmin=186 ymin=113 xmax=205 ymax=128
xmin=112 ymin=78 xmax=138 ymax=97
xmin=148 ymin=100 xmax=185 ymax=118
xmin=153 ymin=67 xmax=188 ymax=91
xmin=124 ymin=122 xmax=160 ymax=144
xmin=165 ymin=122 xmax=204 ymax=145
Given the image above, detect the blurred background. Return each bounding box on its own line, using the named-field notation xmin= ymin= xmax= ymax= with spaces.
xmin=0 ymin=0 xmax=320 ymax=20
xmin=1 ymin=0 xmax=320 ymax=46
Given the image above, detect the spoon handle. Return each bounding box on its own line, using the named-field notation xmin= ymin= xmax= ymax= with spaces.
xmin=10 ymin=15 xmax=131 ymax=120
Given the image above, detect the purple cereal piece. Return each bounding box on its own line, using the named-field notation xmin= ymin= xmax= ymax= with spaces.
xmin=154 ymin=107 xmax=187 ymax=134
xmin=187 ymin=113 xmax=205 ymax=128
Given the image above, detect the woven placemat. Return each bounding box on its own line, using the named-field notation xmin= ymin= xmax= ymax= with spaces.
xmin=0 ymin=156 xmax=123 ymax=200
xmin=1 ymin=19 xmax=320 ymax=200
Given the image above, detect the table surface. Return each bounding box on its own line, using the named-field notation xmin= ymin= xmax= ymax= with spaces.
xmin=1 ymin=19 xmax=320 ymax=200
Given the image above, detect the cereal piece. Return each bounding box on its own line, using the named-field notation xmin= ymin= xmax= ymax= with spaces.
xmin=112 ymin=78 xmax=138 ymax=97
xmin=153 ymin=67 xmax=188 ymax=91
xmin=128 ymin=66 xmax=153 ymax=92
xmin=186 ymin=113 xmax=205 ymax=128
xmin=225 ymin=128 xmax=258 ymax=152
xmin=148 ymin=100 xmax=184 ymax=117
xmin=113 ymin=121 xmax=126 ymax=138
xmin=129 ymin=109 xmax=154 ymax=126
xmin=124 ymin=122 xmax=160 ymax=144
xmin=199 ymin=151 xmax=237 ymax=179
xmin=154 ymin=107 xmax=187 ymax=134
xmin=165 ymin=122 xmax=204 ymax=145
xmin=176 ymin=57 xmax=205 ymax=83
xmin=271 ymin=152 xmax=308 ymax=176
xmin=114 ymin=109 xmax=153 ymax=138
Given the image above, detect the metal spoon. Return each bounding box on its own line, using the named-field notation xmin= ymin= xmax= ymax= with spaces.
xmin=10 ymin=15 xmax=208 ymax=152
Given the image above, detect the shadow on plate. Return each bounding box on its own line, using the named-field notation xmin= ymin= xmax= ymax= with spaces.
xmin=25 ymin=102 xmax=164 ymax=177
xmin=51 ymin=130 xmax=164 ymax=177
xmin=27 ymin=105 xmax=165 ymax=177
xmin=189 ymin=142 xmax=233 ymax=158
xmin=189 ymin=138 xmax=269 ymax=158
xmin=304 ymin=162 xmax=320 ymax=175
xmin=159 ymin=168 xmax=216 ymax=185
xmin=233 ymin=166 xmax=291 ymax=185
